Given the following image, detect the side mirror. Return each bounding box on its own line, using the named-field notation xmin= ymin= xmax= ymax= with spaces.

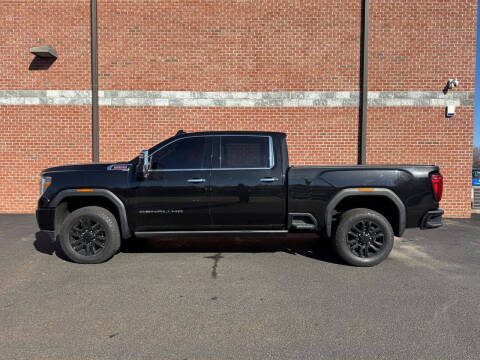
xmin=137 ymin=149 xmax=150 ymax=179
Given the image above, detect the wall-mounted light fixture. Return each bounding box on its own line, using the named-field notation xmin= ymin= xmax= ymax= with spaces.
xmin=29 ymin=45 xmax=57 ymax=70
xmin=30 ymin=45 xmax=57 ymax=58
xmin=446 ymin=105 xmax=456 ymax=118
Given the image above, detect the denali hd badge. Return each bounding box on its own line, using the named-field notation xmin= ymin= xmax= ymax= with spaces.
xmin=107 ymin=164 xmax=131 ymax=171
xmin=139 ymin=209 xmax=184 ymax=214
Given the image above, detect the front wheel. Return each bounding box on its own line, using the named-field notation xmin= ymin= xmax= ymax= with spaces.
xmin=59 ymin=206 xmax=121 ymax=264
xmin=333 ymin=208 xmax=394 ymax=267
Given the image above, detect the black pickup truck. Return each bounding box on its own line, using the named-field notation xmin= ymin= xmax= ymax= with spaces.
xmin=37 ymin=131 xmax=444 ymax=266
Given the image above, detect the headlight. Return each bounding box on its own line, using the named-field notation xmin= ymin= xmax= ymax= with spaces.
xmin=40 ymin=176 xmax=52 ymax=195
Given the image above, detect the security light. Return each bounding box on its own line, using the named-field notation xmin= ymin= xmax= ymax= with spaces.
xmin=30 ymin=45 xmax=57 ymax=58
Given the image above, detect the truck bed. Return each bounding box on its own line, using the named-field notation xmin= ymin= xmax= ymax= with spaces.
xmin=287 ymin=165 xmax=440 ymax=234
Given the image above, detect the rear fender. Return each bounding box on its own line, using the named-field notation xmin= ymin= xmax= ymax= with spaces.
xmin=325 ymin=188 xmax=406 ymax=238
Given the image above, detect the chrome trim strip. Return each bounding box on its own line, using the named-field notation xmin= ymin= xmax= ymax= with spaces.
xmin=148 ymin=134 xmax=275 ymax=172
xmin=269 ymin=136 xmax=274 ymax=168
xmin=187 ymin=178 xmax=206 ymax=183
xmin=260 ymin=177 xmax=279 ymax=182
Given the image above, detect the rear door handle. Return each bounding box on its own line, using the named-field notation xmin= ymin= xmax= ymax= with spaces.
xmin=260 ymin=177 xmax=278 ymax=182
xmin=187 ymin=178 xmax=206 ymax=183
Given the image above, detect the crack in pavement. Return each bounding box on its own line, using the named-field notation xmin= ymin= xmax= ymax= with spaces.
xmin=204 ymin=253 xmax=223 ymax=279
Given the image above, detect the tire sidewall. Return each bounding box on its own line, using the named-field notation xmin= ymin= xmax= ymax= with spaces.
xmin=59 ymin=206 xmax=120 ymax=264
xmin=335 ymin=209 xmax=394 ymax=267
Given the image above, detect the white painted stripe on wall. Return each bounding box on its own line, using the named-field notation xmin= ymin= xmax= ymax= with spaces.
xmin=0 ymin=90 xmax=474 ymax=107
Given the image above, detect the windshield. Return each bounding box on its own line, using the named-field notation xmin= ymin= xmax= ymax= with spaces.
xmin=129 ymin=137 xmax=172 ymax=163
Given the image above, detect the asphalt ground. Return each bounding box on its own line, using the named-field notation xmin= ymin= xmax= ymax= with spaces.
xmin=0 ymin=214 xmax=479 ymax=359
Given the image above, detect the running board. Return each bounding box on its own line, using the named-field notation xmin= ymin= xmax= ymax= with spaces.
xmin=288 ymin=213 xmax=318 ymax=231
xmin=134 ymin=230 xmax=288 ymax=238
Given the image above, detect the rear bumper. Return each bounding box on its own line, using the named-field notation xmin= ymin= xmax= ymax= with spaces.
xmin=36 ymin=207 xmax=55 ymax=231
xmin=420 ymin=209 xmax=444 ymax=229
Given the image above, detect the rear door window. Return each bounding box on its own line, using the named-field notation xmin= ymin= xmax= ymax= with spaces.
xmin=220 ymin=136 xmax=271 ymax=169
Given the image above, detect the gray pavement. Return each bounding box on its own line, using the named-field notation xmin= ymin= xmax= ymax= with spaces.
xmin=0 ymin=214 xmax=479 ymax=359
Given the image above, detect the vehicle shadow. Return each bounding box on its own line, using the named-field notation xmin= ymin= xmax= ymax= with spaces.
xmin=122 ymin=233 xmax=343 ymax=265
xmin=34 ymin=231 xmax=343 ymax=265
xmin=34 ymin=231 xmax=72 ymax=262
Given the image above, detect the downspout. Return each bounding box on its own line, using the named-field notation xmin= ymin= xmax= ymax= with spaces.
xmin=91 ymin=0 xmax=99 ymax=162
xmin=359 ymin=0 xmax=370 ymax=165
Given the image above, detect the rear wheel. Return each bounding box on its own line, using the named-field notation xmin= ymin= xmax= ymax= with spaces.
xmin=333 ymin=208 xmax=394 ymax=267
xmin=59 ymin=206 xmax=121 ymax=264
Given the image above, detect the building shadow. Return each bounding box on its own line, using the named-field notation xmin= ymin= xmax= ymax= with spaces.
xmin=29 ymin=56 xmax=56 ymax=70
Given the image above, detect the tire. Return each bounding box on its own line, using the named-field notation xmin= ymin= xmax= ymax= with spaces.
xmin=333 ymin=208 xmax=394 ymax=267
xmin=58 ymin=206 xmax=121 ymax=264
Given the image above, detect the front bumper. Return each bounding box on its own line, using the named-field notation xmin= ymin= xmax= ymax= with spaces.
xmin=36 ymin=207 xmax=55 ymax=231
xmin=420 ymin=209 xmax=444 ymax=229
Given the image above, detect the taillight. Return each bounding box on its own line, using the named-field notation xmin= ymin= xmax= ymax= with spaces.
xmin=431 ymin=174 xmax=443 ymax=202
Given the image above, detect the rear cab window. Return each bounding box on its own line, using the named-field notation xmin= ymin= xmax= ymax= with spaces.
xmin=219 ymin=136 xmax=273 ymax=169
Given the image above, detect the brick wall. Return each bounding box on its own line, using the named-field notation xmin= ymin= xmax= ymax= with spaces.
xmin=367 ymin=107 xmax=474 ymax=218
xmin=366 ymin=0 xmax=477 ymax=217
xmin=97 ymin=0 xmax=362 ymax=91
xmin=2 ymin=0 xmax=90 ymax=90
xmin=0 ymin=106 xmax=91 ymax=212
xmin=0 ymin=0 xmax=476 ymax=218
xmin=369 ymin=0 xmax=477 ymax=92
xmin=1 ymin=0 xmax=91 ymax=212
xmin=99 ymin=107 xmax=359 ymax=165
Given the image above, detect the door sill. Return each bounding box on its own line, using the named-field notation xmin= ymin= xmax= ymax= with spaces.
xmin=134 ymin=230 xmax=288 ymax=238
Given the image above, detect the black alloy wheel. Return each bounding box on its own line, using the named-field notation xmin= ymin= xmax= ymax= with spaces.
xmin=346 ymin=219 xmax=385 ymax=258
xmin=59 ymin=206 xmax=121 ymax=264
xmin=69 ymin=217 xmax=107 ymax=256
xmin=333 ymin=208 xmax=394 ymax=267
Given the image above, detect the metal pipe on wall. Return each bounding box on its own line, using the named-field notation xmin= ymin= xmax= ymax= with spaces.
xmin=91 ymin=0 xmax=99 ymax=163
xmin=359 ymin=0 xmax=370 ymax=165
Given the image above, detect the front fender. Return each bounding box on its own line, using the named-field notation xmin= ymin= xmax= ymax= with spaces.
xmin=48 ymin=188 xmax=131 ymax=238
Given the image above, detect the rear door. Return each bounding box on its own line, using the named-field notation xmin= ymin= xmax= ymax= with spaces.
xmin=133 ymin=136 xmax=213 ymax=231
xmin=209 ymin=135 xmax=285 ymax=229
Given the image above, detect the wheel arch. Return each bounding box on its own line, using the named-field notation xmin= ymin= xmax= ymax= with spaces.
xmin=325 ymin=188 xmax=406 ymax=238
xmin=49 ymin=189 xmax=131 ymax=239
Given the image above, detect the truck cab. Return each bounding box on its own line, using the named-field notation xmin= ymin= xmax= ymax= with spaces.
xmin=132 ymin=132 xmax=286 ymax=232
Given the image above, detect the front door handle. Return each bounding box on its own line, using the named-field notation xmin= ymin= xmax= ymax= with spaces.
xmin=187 ymin=178 xmax=206 ymax=183
xmin=260 ymin=177 xmax=279 ymax=182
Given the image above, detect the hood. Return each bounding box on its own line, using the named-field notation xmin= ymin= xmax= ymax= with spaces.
xmin=38 ymin=162 xmax=133 ymax=207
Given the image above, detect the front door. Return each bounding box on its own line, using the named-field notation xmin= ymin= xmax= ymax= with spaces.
xmin=133 ymin=136 xmax=213 ymax=231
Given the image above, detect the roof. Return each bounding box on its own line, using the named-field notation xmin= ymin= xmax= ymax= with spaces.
xmin=146 ymin=130 xmax=286 ymax=155
xmin=173 ymin=130 xmax=286 ymax=138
